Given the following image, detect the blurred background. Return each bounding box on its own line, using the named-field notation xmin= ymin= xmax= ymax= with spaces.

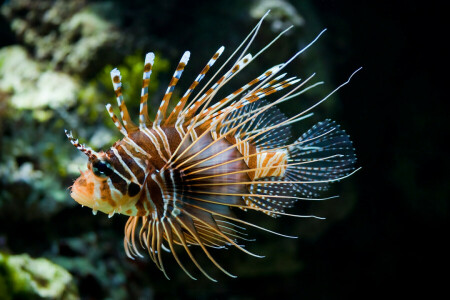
xmin=0 ymin=0 xmax=446 ymax=299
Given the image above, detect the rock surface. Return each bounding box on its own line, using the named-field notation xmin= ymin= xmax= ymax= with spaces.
xmin=0 ymin=252 xmax=79 ymax=299
xmin=0 ymin=45 xmax=79 ymax=110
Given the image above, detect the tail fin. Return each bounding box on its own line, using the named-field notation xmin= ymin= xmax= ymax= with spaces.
xmin=243 ymin=119 xmax=356 ymax=216
xmin=286 ymin=119 xmax=357 ymax=197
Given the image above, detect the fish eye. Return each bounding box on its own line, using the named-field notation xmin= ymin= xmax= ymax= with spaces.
xmin=91 ymin=159 xmax=113 ymax=178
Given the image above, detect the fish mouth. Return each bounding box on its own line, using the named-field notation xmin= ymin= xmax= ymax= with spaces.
xmin=70 ymin=189 xmax=94 ymax=209
xmin=70 ymin=187 xmax=117 ymax=217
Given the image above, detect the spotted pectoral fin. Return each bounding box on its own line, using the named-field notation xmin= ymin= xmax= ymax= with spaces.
xmin=126 ymin=132 xmax=256 ymax=280
xmin=213 ymin=99 xmax=292 ymax=150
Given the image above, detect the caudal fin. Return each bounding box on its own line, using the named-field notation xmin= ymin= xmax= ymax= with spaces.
xmin=286 ymin=119 xmax=357 ymax=197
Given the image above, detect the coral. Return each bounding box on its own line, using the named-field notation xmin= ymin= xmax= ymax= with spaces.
xmin=251 ymin=0 xmax=304 ymax=31
xmin=0 ymin=46 xmax=79 ymax=111
xmin=0 ymin=252 xmax=79 ymax=299
xmin=1 ymin=0 xmax=123 ymax=76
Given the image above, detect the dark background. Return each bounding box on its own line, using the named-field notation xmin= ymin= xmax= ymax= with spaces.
xmin=0 ymin=1 xmax=446 ymax=299
xmin=304 ymin=1 xmax=447 ymax=299
xmin=316 ymin=2 xmax=447 ymax=299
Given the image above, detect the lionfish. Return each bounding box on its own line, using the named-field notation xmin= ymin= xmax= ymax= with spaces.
xmin=66 ymin=12 xmax=359 ymax=281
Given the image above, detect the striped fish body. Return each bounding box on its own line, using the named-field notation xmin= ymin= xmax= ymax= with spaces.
xmin=70 ymin=122 xmax=290 ymax=214
xmin=66 ymin=12 xmax=359 ymax=281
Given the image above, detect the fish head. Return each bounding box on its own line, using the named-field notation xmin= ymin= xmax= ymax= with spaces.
xmin=67 ymin=139 xmax=144 ymax=217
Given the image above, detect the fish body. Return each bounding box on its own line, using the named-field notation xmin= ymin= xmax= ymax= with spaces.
xmin=66 ymin=13 xmax=358 ymax=280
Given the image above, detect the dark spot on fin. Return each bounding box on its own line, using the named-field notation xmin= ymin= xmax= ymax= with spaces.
xmin=128 ymin=182 xmax=141 ymax=197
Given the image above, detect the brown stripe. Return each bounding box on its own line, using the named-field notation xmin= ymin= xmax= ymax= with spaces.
xmin=109 ymin=172 xmax=127 ymax=195
xmin=246 ymin=95 xmax=259 ymax=102
xmin=120 ymin=139 xmax=149 ymax=163
xmin=136 ymin=178 xmax=163 ymax=216
xmin=100 ymin=181 xmax=116 ymax=207
xmin=169 ymin=77 xmax=179 ymax=86
xmin=162 ymin=126 xmax=183 ymax=154
xmin=191 ymin=81 xmax=199 ymax=89
xmin=162 ymin=92 xmax=173 ymax=102
xmin=249 ymin=78 xmax=259 ymax=85
xmin=136 ymin=193 xmax=148 ymax=216
xmin=117 ymin=145 xmax=146 ymax=184
xmin=216 ymin=76 xmax=225 ymax=84
xmin=115 ymin=87 xmax=122 ymax=97
xmin=111 ymin=114 xmax=120 ymax=123
xmin=233 ymin=87 xmax=243 ymax=95
xmin=107 ymin=151 xmax=132 ymax=181
xmin=200 ymin=65 xmax=210 ymax=74
xmin=86 ymin=182 xmax=94 ymax=194
xmin=129 ymin=131 xmax=166 ymax=169
xmin=176 ymin=62 xmax=186 ymax=71
xmin=144 ymin=63 xmax=152 ymax=72
xmin=113 ymin=75 xmax=120 ymax=83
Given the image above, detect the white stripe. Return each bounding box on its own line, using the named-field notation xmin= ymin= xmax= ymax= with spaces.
xmin=145 ymin=184 xmax=157 ymax=212
xmin=180 ymin=51 xmax=190 ymax=64
xmin=189 ymin=127 xmax=198 ymax=140
xmin=173 ymin=70 xmax=183 ymax=79
xmin=107 ymin=178 xmax=128 ymax=213
xmin=144 ymin=52 xmax=155 ymax=68
xmin=111 ymin=147 xmax=137 ymax=183
xmin=142 ymin=128 xmax=168 ymax=162
xmin=169 ymin=170 xmax=179 ymax=217
xmin=93 ymin=179 xmax=101 ymax=204
xmin=175 ymin=123 xmax=185 ymax=140
xmin=120 ymin=145 xmax=146 ymax=175
xmin=255 ymin=152 xmax=267 ymax=178
xmin=105 ymin=103 xmax=127 ymax=136
xmin=153 ymin=126 xmax=172 ymax=157
xmin=261 ymin=153 xmax=279 ymax=177
xmin=123 ymin=137 xmax=151 ymax=157
xmin=151 ymin=172 xmax=169 ymax=218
